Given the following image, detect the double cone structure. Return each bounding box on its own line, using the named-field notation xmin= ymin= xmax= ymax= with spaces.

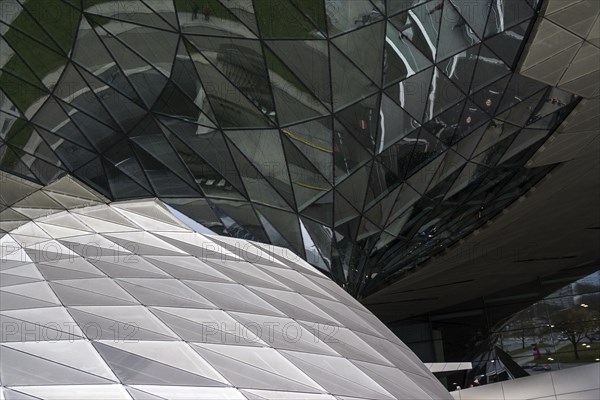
xmin=1 ymin=199 xmax=450 ymax=399
xmin=0 ymin=1 xmax=581 ymax=296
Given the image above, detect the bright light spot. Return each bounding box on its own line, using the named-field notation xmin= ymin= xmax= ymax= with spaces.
xmin=550 ymin=325 xmax=555 ymax=328
xmin=580 ymin=303 xmax=589 ymax=308
xmin=548 ymin=357 xmax=554 ymax=361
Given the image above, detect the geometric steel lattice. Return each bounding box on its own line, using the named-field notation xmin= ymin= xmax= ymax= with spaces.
xmin=0 ymin=199 xmax=451 ymax=399
xmin=0 ymin=1 xmax=580 ymax=297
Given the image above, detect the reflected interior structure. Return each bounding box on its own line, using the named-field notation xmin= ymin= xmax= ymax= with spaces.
xmin=0 ymin=198 xmax=451 ymax=399
xmin=0 ymin=0 xmax=581 ymax=297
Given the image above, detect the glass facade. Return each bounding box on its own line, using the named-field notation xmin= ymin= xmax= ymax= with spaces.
xmin=0 ymin=0 xmax=581 ymax=296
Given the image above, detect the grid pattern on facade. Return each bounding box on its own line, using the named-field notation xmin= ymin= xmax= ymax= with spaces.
xmin=0 ymin=199 xmax=451 ymax=399
xmin=0 ymin=0 xmax=581 ymax=296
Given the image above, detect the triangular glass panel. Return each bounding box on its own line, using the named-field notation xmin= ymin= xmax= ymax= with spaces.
xmin=164 ymin=198 xmax=225 ymax=235
xmin=262 ymin=46 xmax=330 ymax=125
xmin=331 ymin=20 xmax=385 ymax=85
xmin=451 ymin=100 xmax=489 ymax=144
xmin=30 ymin=129 xmax=89 ymax=172
xmin=58 ymin=102 xmax=122 ymax=153
xmin=254 ymin=205 xmax=304 ymax=255
xmin=384 ymin=22 xmax=433 ymax=86
xmin=496 ymin=90 xmax=546 ymax=127
xmin=157 ymin=119 xmax=243 ymax=192
xmin=471 ymin=75 xmax=511 ymax=116
xmin=301 ymin=190 xmax=334 ymax=226
xmin=364 ymin=184 xmax=404 ymax=227
xmin=151 ymin=81 xmax=203 ymax=122
xmin=159 ymin=127 xmax=246 ymax=201
xmin=471 ymin=134 xmax=514 ymax=168
xmin=91 ymin=16 xmax=178 ymax=78
xmin=485 ymin=0 xmax=534 ymax=38
xmin=406 ymin=153 xmax=444 ymax=194
xmin=3 ymin=1 xmax=66 ymax=53
xmin=185 ymin=36 xmax=275 ymax=120
xmin=485 ymin=21 xmax=530 ymax=68
xmin=333 ymin=118 xmax=372 ymax=182
xmin=51 ymin=63 xmax=117 ymax=129
xmin=436 ymin=0 xmax=481 ymax=62
xmin=130 ymin=141 xmax=201 ymax=197
xmin=498 ymin=128 xmax=548 ymax=164
xmin=453 ymin=122 xmax=488 ymax=159
xmin=101 ymin=139 xmax=151 ymax=191
xmin=424 ymin=67 xmax=466 ymax=121
xmin=85 ymin=0 xmax=174 ymax=30
xmin=207 ymin=199 xmax=269 ymax=243
xmin=469 ymin=45 xmax=511 ymax=94
xmin=450 ymin=0 xmax=493 ymax=39
xmin=336 ymin=162 xmax=371 ymax=212
xmin=0 ymin=72 xmax=48 ymax=115
xmin=214 ymin=0 xmax=260 ymax=35
xmin=363 ymin=160 xmax=403 ymax=209
xmin=378 ymin=129 xmax=419 ymax=181
xmin=185 ymin=42 xmax=273 ymax=128
xmin=170 ymin=40 xmax=217 ymax=125
xmin=497 ymin=75 xmax=546 ymax=114
xmin=225 ymin=143 xmax=291 ymax=209
xmin=72 ymin=31 xmax=134 ymax=97
xmin=72 ymin=157 xmax=111 ymax=198
xmin=299 ymin=217 xmax=332 ymax=271
xmin=225 ymin=130 xmax=294 ymax=207
xmin=265 ymin=39 xmax=331 ymax=104
xmin=94 ymin=35 xmax=169 ymax=108
xmin=175 ymin=0 xmax=256 ymax=37
xmin=334 ymin=190 xmax=361 ymax=226
xmin=388 ymin=1 xmax=442 ymax=62
xmin=325 ymin=0 xmax=384 ymax=36
xmin=437 ymin=44 xmax=479 ymax=94
xmin=73 ymin=65 xmax=147 ymax=131
xmin=255 ymin=0 xmax=323 ymax=38
xmin=289 ymin=0 xmax=327 ymax=33
xmin=282 ymin=134 xmax=332 ymax=210
xmin=377 ymin=93 xmax=420 ymax=152
xmin=335 ymin=92 xmax=380 ymax=152
xmin=404 ymin=128 xmax=448 ymax=178
xmin=423 ymin=99 xmax=466 ymax=146
xmin=331 ymin=44 xmax=379 ymax=112
xmin=384 ymin=66 xmax=434 ymax=122
xmin=282 ymin=117 xmax=333 ymax=183
xmin=31 ymin=97 xmax=94 ymax=150
xmin=130 ymin=124 xmax=180 ymax=174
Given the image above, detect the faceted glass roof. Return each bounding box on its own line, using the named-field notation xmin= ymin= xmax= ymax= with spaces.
xmin=0 ymin=0 xmax=580 ymax=297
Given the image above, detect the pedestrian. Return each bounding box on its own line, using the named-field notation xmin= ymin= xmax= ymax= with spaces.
xmin=203 ymin=4 xmax=211 ymax=21
xmin=192 ymin=4 xmax=199 ymax=20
